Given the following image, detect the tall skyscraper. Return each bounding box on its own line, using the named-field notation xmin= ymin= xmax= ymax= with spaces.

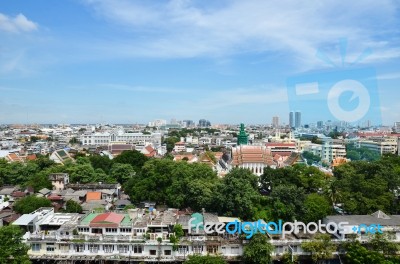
xmin=289 ymin=112 xmax=294 ymax=128
xmin=295 ymin=111 xmax=301 ymax=128
xmin=272 ymin=116 xmax=279 ymax=128
xmin=317 ymin=121 xmax=324 ymax=129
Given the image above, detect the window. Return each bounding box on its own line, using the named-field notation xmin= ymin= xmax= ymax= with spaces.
xmin=164 ymin=250 xmax=172 ymax=256
xmin=78 ymin=227 xmax=90 ymax=233
xmin=46 ymin=243 xmax=55 ymax=252
xmin=89 ymin=244 xmax=99 ymax=253
xmin=31 ymin=243 xmax=41 ymax=252
xmin=118 ymin=245 xmax=129 ymax=253
xmin=120 ymin=228 xmax=131 ymax=233
xmin=207 ymin=245 xmax=218 ymax=254
xmin=193 ymin=245 xmax=203 ymax=254
xmin=74 ymin=244 xmax=85 ymax=253
xmin=231 ymin=246 xmax=239 ymax=254
xmin=178 ymin=246 xmax=188 ymax=254
xmin=60 ymin=244 xmax=69 ymax=252
xmin=103 ymin=245 xmax=114 ymax=253
xmin=133 ymin=245 xmax=143 ymax=254
xmin=150 ymin=250 xmax=157 ymax=255
xmin=105 ymin=228 xmax=117 ymax=233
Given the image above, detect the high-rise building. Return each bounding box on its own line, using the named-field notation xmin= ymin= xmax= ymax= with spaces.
xmin=198 ymin=119 xmax=211 ymax=127
xmin=394 ymin=122 xmax=400 ymax=133
xmin=272 ymin=116 xmax=279 ymax=128
xmin=289 ymin=112 xmax=294 ymax=128
xmin=295 ymin=111 xmax=301 ymax=128
xmin=317 ymin=121 xmax=324 ymax=129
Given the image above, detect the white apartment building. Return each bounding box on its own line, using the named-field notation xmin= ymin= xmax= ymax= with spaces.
xmin=303 ymin=140 xmax=346 ymax=163
xmin=81 ymin=130 xmax=162 ymax=147
xmin=357 ymin=137 xmax=398 ymax=155
xmin=13 ymin=207 xmax=400 ymax=263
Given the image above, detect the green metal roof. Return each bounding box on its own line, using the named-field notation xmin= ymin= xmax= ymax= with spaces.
xmin=80 ymin=213 xmax=99 ymax=225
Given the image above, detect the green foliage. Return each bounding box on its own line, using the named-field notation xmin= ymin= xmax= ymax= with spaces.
xmin=333 ymin=157 xmax=400 ymax=214
xmin=302 ymin=193 xmax=331 ymax=223
xmin=89 ymin=155 xmax=113 ymax=174
xmin=14 ymin=195 xmax=52 ymax=214
xmin=368 ymin=233 xmax=399 ymax=255
xmin=243 ymin=233 xmax=274 ymax=264
xmin=109 ymin=163 xmax=135 ymax=184
xmin=65 ymin=199 xmax=83 ymax=213
xmin=301 ymin=234 xmax=336 ymax=263
xmin=345 ymin=241 xmax=390 ymax=264
xmin=164 ymin=136 xmax=180 ymax=152
xmin=346 ymin=144 xmax=380 ymax=161
xmin=113 ymin=150 xmax=148 ymax=171
xmin=214 ymin=168 xmax=261 ymax=220
xmin=173 ymin=224 xmax=184 ymax=239
xmin=184 ymin=255 xmax=226 ymax=264
xmin=125 ymin=159 xmax=218 ymax=210
xmin=0 ymin=225 xmax=31 ymax=264
xmin=269 ymin=184 xmax=305 ymax=222
xmin=302 ymin=151 xmax=321 ymax=165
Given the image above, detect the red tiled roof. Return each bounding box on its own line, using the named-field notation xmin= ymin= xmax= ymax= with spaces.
xmin=47 ymin=194 xmax=63 ymax=201
xmin=26 ymin=154 xmax=37 ymax=161
xmin=90 ymin=212 xmax=125 ymax=228
xmin=11 ymin=191 xmax=26 ymax=198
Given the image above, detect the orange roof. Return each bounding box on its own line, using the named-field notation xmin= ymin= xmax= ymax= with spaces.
xmin=86 ymin=191 xmax=101 ymax=201
xmin=231 ymin=146 xmax=275 ymax=166
xmin=26 ymin=154 xmax=37 ymax=161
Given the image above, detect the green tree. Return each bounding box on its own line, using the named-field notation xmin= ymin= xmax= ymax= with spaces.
xmin=65 ymin=199 xmax=83 ymax=213
xmin=302 ymin=193 xmax=331 ymax=223
xmin=301 ymin=234 xmax=336 ymax=263
xmin=214 ymin=168 xmax=261 ymax=220
xmin=0 ymin=225 xmax=31 ymax=264
xmin=302 ymin=151 xmax=321 ymax=165
xmin=243 ymin=233 xmax=274 ymax=264
xmin=109 ymin=163 xmax=135 ymax=183
xmin=89 ymin=155 xmax=113 ymax=174
xmin=269 ymin=184 xmax=305 ymax=222
xmin=345 ymin=241 xmax=388 ymax=264
xmin=368 ymin=233 xmax=399 ymax=255
xmin=14 ymin=195 xmax=52 ymax=214
xmin=113 ymin=150 xmax=148 ymax=171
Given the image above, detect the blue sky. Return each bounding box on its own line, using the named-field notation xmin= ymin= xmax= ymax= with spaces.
xmin=0 ymin=0 xmax=399 ymax=125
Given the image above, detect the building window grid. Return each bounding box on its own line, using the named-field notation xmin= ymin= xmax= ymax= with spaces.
xmin=133 ymin=245 xmax=143 ymax=254
xmin=31 ymin=243 xmax=41 ymax=252
xmin=118 ymin=245 xmax=129 ymax=253
xmin=103 ymin=244 xmax=114 ymax=253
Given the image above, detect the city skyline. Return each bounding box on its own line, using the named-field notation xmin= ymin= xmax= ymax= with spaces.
xmin=1 ymin=1 xmax=400 ymax=125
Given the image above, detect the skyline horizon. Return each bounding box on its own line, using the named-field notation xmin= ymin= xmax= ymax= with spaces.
xmin=1 ymin=1 xmax=399 ymax=125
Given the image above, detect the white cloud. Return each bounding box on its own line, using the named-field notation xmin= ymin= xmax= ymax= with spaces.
xmin=83 ymin=0 xmax=400 ymax=65
xmin=0 ymin=13 xmax=38 ymax=33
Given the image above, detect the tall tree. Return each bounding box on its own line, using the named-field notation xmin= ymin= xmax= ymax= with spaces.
xmin=243 ymin=233 xmax=274 ymax=264
xmin=113 ymin=150 xmax=148 ymax=171
xmin=301 ymin=234 xmax=336 ymax=264
xmin=0 ymin=225 xmax=31 ymax=264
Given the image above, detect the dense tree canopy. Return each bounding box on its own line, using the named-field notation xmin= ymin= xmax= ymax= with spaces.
xmin=14 ymin=195 xmax=52 ymax=214
xmin=243 ymin=233 xmax=274 ymax=264
xmin=0 ymin=225 xmax=31 ymax=264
